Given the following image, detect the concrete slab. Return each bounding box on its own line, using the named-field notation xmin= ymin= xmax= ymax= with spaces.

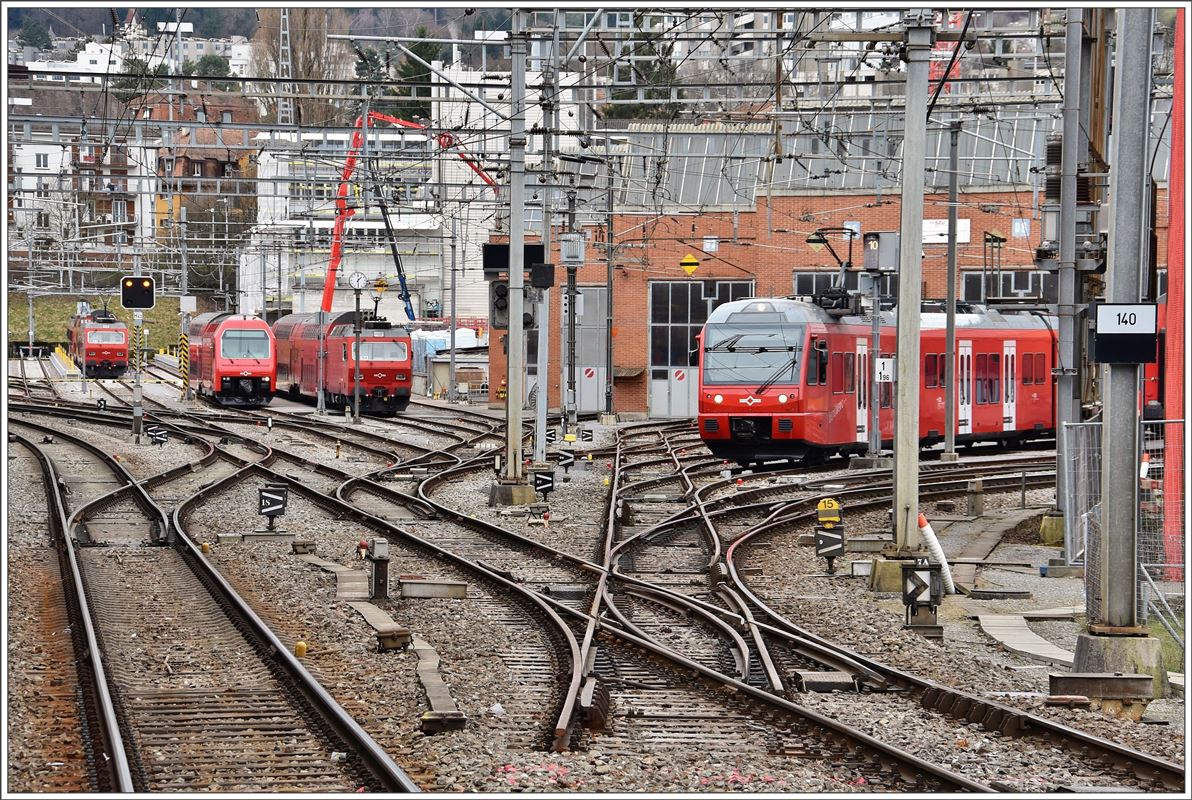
xmin=1049 ymin=672 xmax=1154 ymax=700
xmin=412 ymin=635 xmax=467 ymax=732
xmin=243 ymin=530 xmax=295 ymax=543
xmin=400 ymin=579 xmax=467 ymax=599
xmin=976 ymin=614 xmax=1075 ymax=668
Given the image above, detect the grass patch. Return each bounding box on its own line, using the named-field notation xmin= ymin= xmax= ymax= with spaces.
xmin=7 ymin=292 xmax=218 ymax=349
xmin=1149 ymin=613 xmax=1185 ymax=673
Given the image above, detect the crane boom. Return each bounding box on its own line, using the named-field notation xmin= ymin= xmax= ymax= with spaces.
xmin=319 ymin=111 xmax=499 ymax=315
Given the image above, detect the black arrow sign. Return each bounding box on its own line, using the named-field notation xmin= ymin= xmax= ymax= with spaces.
xmin=533 ymin=471 xmax=555 ymax=496
xmin=258 ymin=486 xmax=289 ymax=516
xmin=97 ymin=399 xmax=108 ymax=410
xmin=904 ymin=570 xmax=931 ymax=605
xmin=580 ymin=429 xmax=594 ymax=443
xmin=814 ymin=528 xmax=844 ymax=558
xmin=545 ymin=428 xmax=558 ymax=444
xmin=557 ymin=451 xmax=575 ymax=473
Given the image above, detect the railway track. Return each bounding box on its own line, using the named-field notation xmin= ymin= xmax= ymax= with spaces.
xmin=9 ymin=418 xmax=418 ymax=793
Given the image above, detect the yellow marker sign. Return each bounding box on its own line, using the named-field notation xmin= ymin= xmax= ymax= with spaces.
xmin=680 ymin=253 xmax=699 ymax=276
xmin=374 ymin=277 xmax=389 ymax=294
xmin=816 ymin=497 xmax=842 ymax=529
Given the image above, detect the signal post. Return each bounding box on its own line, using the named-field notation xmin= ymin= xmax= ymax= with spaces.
xmin=121 ymin=275 xmax=155 ymax=441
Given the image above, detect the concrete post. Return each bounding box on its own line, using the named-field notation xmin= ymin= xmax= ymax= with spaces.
xmin=867 ymin=272 xmax=881 ymax=457
xmin=566 ymin=190 xmax=579 ymax=429
xmin=1099 ymin=7 xmax=1151 ymax=630
xmin=1055 ymin=8 xmax=1085 ymax=522
xmin=448 ymin=215 xmax=458 ymax=402
xmin=504 ymin=12 xmax=528 ymax=484
xmin=532 ymin=50 xmax=554 ymax=466
xmin=943 ymin=121 xmax=961 ymax=461
xmin=892 ymin=10 xmax=935 ymax=552
xmin=353 ymin=289 xmax=362 ymax=424
xmin=603 ymin=131 xmax=615 ymax=421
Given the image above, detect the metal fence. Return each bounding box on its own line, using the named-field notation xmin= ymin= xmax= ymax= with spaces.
xmin=1061 ymin=419 xmax=1184 ymax=645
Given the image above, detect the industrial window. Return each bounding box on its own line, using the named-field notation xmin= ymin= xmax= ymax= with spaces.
xmin=990 ymin=354 xmax=1001 ymax=403
xmin=35 ymin=153 xmax=48 ymax=168
xmin=830 ymin=352 xmax=844 ymax=393
xmin=925 ymin=354 xmax=938 ymax=388
xmin=193 ymin=162 xmax=203 ymax=177
xmin=843 ymin=352 xmax=855 ymax=393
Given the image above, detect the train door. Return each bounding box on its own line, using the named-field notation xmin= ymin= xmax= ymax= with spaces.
xmin=958 ymin=340 xmax=973 ymax=435
xmin=1002 ymin=340 xmax=1016 ymax=432
xmin=647 ymin=279 xmax=752 ymax=418
xmin=855 ymin=339 xmax=868 ymax=445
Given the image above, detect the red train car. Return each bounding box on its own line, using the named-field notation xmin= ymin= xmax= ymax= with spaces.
xmin=67 ymin=309 xmax=129 ymax=378
xmin=697 ymin=297 xmax=1056 ymax=465
xmin=273 ymin=311 xmax=412 ymax=415
xmin=187 ymin=312 xmax=275 ymax=407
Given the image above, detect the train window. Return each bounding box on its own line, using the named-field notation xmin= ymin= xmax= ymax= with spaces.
xmin=925 ymin=354 xmax=938 ymax=388
xmin=831 ymin=352 xmax=844 ymax=393
xmin=87 ymin=330 xmax=125 ymax=344
xmin=975 ymin=354 xmax=988 ymax=404
xmin=843 ymin=353 xmax=855 ymax=393
xmin=355 ymin=341 xmax=409 ymax=361
xmin=990 ymin=354 xmax=1000 ymax=403
xmin=1022 ymin=352 xmax=1034 ymax=384
xmin=937 ymin=354 xmax=946 ymax=388
xmin=220 ymin=329 xmax=271 ymax=359
xmin=1006 ymin=355 xmax=1015 ymax=401
xmin=806 ymin=347 xmax=819 ymax=385
xmin=1035 ymin=353 xmax=1046 ymax=384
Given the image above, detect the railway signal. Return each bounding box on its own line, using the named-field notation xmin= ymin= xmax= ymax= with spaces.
xmin=557 ymin=450 xmax=575 ymax=473
xmin=120 ymin=275 xmax=155 ymax=310
xmin=258 ymin=484 xmax=289 ymax=531
xmin=545 ymin=428 xmax=557 ymax=444
xmin=580 ymin=428 xmax=594 ymax=443
xmin=96 ymin=398 xmax=107 ymax=411
xmin=532 ymin=470 xmax=555 ymax=498
xmin=813 ymin=497 xmax=846 ymax=574
xmin=901 ymin=557 xmax=944 ymax=639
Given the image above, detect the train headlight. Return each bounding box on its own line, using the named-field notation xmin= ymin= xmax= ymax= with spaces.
xmin=778 ymin=394 xmax=788 ymax=403
xmin=262 ymin=376 xmax=270 ymax=382
xmin=713 ymin=394 xmax=723 ymax=404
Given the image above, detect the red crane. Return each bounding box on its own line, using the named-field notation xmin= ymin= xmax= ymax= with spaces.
xmin=320 ymin=111 xmax=499 ymax=314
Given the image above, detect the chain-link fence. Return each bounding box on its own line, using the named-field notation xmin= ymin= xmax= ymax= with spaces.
xmin=1061 ymin=419 xmax=1184 ymax=645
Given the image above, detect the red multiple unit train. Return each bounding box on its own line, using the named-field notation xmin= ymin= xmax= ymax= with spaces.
xmin=697 ymin=297 xmax=1057 ymax=464
xmin=67 ymin=309 xmax=129 ymax=378
xmin=187 ymin=312 xmax=276 ymax=407
xmin=273 ymin=311 xmax=413 ymax=415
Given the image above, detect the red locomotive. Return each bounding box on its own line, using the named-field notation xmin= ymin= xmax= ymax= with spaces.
xmin=272 ymin=311 xmax=412 ymax=415
xmin=697 ymin=297 xmax=1056 ymax=465
xmin=187 ymin=312 xmax=275 ymax=407
xmin=67 ymin=308 xmax=129 ymax=378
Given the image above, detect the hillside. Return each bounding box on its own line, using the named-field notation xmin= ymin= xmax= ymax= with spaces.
xmin=7 ymin=291 xmax=218 ymax=349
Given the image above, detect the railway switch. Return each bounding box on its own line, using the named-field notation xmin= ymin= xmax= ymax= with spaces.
xmin=814 ymin=498 xmax=846 ymax=574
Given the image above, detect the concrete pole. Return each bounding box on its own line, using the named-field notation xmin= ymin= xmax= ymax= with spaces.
xmin=1055 ymin=8 xmax=1085 ymax=517
xmin=1099 ymin=7 xmax=1152 ymax=630
xmin=893 ymin=10 xmax=934 ymax=552
xmin=603 ymin=131 xmax=615 ymax=420
xmin=27 ymin=223 xmax=34 ymax=354
xmin=260 ymin=250 xmax=267 ymax=319
xmin=533 ymin=46 xmax=554 ymax=466
xmin=504 ymin=12 xmax=528 ymax=483
xmin=943 ymin=121 xmax=961 ymax=460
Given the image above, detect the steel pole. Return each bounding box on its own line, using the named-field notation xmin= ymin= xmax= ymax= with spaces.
xmin=353 ymin=288 xmax=362 ymax=424
xmin=504 ymin=13 xmax=528 ymax=482
xmin=868 ymin=273 xmax=881 ymax=456
xmin=603 ymin=132 xmax=615 ymax=418
xmin=893 ymin=10 xmax=934 ymax=552
xmin=566 ymin=190 xmax=579 ymax=429
xmin=448 ymin=215 xmax=458 ymax=402
xmin=1056 ymin=8 xmax=1085 ymax=516
xmin=1099 ymin=7 xmax=1152 ymax=629
xmin=533 ymin=46 xmax=554 ymax=464
xmin=944 ymin=121 xmax=960 ymax=458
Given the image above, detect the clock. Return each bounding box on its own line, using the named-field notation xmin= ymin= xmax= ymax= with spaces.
xmin=347 ymin=271 xmax=369 ymax=290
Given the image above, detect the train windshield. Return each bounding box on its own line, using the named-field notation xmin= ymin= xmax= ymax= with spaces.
xmin=353 ymin=341 xmax=409 ymax=361
xmin=220 ymin=329 xmax=271 ymax=359
xmin=87 ymin=330 xmax=125 ymax=344
xmin=702 ymin=324 xmax=804 ymax=385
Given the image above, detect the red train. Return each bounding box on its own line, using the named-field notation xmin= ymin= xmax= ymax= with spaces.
xmin=697 ymin=297 xmax=1056 ymax=464
xmin=187 ymin=312 xmax=275 ymax=407
xmin=272 ymin=311 xmax=412 ymax=415
xmin=67 ymin=309 xmax=129 ymax=378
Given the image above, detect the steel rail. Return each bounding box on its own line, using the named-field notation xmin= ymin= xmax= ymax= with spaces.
xmin=11 ymin=432 xmax=136 ymax=793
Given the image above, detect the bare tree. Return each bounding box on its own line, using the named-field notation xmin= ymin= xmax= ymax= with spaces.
xmin=251 ymin=8 xmax=354 ymax=127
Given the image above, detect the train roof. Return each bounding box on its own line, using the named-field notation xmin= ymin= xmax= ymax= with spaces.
xmin=705 ymin=297 xmax=1055 ymax=331
xmin=189 ymin=312 xmax=273 ymax=332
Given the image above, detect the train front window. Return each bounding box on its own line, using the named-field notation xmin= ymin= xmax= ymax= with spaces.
xmin=702 ymin=324 xmax=804 ymax=385
xmin=87 ymin=330 xmax=124 ymax=344
xmin=221 ymin=329 xmax=271 ymax=359
xmin=353 ymin=341 xmax=409 ymax=361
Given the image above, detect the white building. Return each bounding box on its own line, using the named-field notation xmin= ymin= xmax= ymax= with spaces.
xmin=26 ymin=41 xmax=123 ymax=83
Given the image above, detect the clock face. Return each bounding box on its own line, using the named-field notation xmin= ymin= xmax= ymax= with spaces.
xmin=348 ymin=271 xmax=368 ymax=290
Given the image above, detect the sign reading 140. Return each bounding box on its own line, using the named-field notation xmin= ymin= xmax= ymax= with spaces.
xmin=1096 ymin=304 xmax=1157 ymax=335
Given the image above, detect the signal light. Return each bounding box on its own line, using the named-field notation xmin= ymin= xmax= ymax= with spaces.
xmin=120 ymin=274 xmax=155 ymax=309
